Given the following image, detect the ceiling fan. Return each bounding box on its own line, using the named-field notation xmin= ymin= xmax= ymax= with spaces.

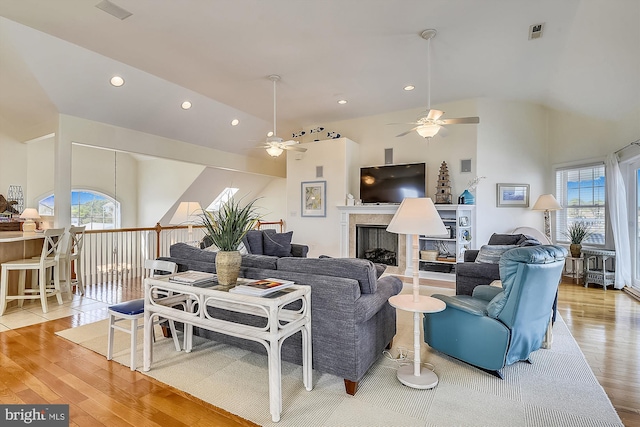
xmin=393 ymin=29 xmax=479 ymax=139
xmin=257 ymin=75 xmax=307 ymax=157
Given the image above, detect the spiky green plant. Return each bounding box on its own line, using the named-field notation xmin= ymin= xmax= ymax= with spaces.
xmin=199 ymin=198 xmax=260 ymax=251
xmin=563 ymin=221 xmax=593 ymax=244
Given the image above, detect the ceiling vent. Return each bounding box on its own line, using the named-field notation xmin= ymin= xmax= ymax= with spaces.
xmin=95 ymin=1 xmax=133 ymax=20
xmin=528 ymin=23 xmax=544 ymax=40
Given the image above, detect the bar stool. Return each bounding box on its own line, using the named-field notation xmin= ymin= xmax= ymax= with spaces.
xmin=66 ymin=225 xmax=86 ymax=295
xmin=106 ymin=260 xmax=181 ymax=370
xmin=0 ymin=228 xmax=65 ymax=316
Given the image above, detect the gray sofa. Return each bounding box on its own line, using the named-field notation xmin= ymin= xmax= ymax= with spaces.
xmin=162 ymin=243 xmax=403 ymax=395
xmin=456 ymin=233 xmax=542 ymax=296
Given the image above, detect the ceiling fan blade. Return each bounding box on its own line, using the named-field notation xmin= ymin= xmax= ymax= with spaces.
xmin=440 ymin=116 xmax=480 ymax=125
xmin=427 ymin=109 xmax=444 ymax=120
xmin=282 ymin=139 xmax=300 ymax=146
xmin=284 ymin=145 xmax=307 ymax=152
xmin=396 ymin=127 xmax=420 ymax=137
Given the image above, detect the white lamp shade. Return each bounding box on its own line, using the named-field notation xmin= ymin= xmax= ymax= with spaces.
xmin=387 ymin=198 xmax=448 ymax=236
xmin=20 ymin=208 xmax=41 ymax=220
xmin=416 ymin=124 xmax=441 ymax=138
xmin=170 ymin=202 xmax=203 ymax=225
xmin=532 ymin=194 xmax=562 ymax=211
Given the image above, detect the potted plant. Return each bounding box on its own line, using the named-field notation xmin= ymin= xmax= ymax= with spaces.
xmin=200 ymin=197 xmax=260 ymax=285
xmin=563 ymin=222 xmax=593 ymax=258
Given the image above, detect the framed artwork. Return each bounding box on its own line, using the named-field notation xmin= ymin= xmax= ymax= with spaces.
xmin=496 ymin=183 xmax=530 ymax=207
xmin=301 ymin=181 xmax=326 ymax=217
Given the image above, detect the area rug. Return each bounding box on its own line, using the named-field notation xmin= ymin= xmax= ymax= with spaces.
xmin=57 ymin=315 xmax=622 ymax=427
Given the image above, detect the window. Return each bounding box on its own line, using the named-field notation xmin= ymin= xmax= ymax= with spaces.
xmin=206 ymin=187 xmax=239 ymax=211
xmin=555 ymin=164 xmax=605 ymax=245
xmin=38 ymin=190 xmax=121 ymax=230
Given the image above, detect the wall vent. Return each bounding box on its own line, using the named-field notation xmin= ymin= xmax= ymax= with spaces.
xmin=529 ymin=23 xmax=544 ymax=40
xmin=95 ymin=1 xmax=133 ymax=20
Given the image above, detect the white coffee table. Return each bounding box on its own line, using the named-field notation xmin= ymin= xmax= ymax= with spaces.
xmin=143 ymin=275 xmax=312 ymax=422
xmin=388 ymin=294 xmax=445 ymax=389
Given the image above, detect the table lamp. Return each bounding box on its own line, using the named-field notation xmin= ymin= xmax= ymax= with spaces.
xmin=532 ymin=194 xmax=562 ymax=242
xmin=170 ymin=202 xmax=203 ymax=243
xmin=386 ymin=198 xmax=448 ymax=389
xmin=20 ymin=208 xmax=41 ymax=232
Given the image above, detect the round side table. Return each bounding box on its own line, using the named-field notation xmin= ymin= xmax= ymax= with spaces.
xmin=388 ymin=294 xmax=446 ymax=389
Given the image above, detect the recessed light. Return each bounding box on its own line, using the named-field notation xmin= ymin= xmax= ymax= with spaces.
xmin=404 ymin=85 xmax=415 ymax=91
xmin=337 ymin=99 xmax=347 ymax=105
xmin=267 ymin=131 xmax=274 ymax=137
xmin=110 ymin=76 xmax=124 ymax=87
xmin=231 ymin=119 xmax=239 ymax=126
xmin=181 ymin=101 xmax=192 ymax=110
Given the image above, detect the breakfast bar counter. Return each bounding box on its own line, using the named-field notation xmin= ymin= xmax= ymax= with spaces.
xmin=0 ymin=231 xmax=45 ymax=311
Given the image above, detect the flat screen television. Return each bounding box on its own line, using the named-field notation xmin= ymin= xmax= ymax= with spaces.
xmin=360 ymin=163 xmax=426 ymax=204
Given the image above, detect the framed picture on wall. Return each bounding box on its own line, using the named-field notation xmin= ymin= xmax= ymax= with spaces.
xmin=301 ymin=181 xmax=326 ymax=217
xmin=496 ymin=183 xmax=530 ymax=207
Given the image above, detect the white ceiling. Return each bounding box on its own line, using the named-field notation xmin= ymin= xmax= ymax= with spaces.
xmin=0 ymin=0 xmax=638 ymax=156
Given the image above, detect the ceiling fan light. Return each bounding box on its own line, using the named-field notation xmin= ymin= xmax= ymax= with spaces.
xmin=416 ymin=124 xmax=441 ymax=138
xmin=266 ymin=146 xmax=283 ymax=157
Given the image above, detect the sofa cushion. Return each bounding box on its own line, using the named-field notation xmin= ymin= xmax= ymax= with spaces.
xmin=319 ymin=254 xmax=387 ymax=279
xmin=170 ymin=242 xmax=217 ymax=263
xmin=475 ymin=245 xmax=517 ymax=264
xmin=241 ymin=254 xmax=279 ymax=270
xmin=277 ymin=257 xmax=378 ymax=294
xmin=263 ymin=231 xmax=293 ymax=257
xmin=242 ymin=230 xmax=264 ymax=255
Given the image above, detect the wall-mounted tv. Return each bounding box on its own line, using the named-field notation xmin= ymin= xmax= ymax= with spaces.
xmin=360 ymin=163 xmax=426 ymax=204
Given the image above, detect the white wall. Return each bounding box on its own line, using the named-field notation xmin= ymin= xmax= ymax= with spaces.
xmin=254 ymin=177 xmax=287 ymax=225
xmin=0 ymin=132 xmax=28 ymax=206
xmin=474 ymin=99 xmax=549 ymax=244
xmin=286 ymin=138 xmax=358 ymax=257
xmin=138 ymin=157 xmax=205 ymax=226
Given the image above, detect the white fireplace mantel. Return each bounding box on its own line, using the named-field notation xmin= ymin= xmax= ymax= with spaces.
xmin=337 ymin=204 xmax=399 ymax=260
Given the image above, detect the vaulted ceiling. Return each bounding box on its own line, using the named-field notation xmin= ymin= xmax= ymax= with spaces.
xmin=0 ymin=0 xmax=638 ymax=156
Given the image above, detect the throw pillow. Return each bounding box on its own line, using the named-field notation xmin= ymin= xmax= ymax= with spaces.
xmin=242 ymin=230 xmax=264 ymax=255
xmin=474 ymin=245 xmax=517 ymax=264
xmin=487 ymin=233 xmax=525 ymax=246
xmin=263 ymin=231 xmax=293 ymax=257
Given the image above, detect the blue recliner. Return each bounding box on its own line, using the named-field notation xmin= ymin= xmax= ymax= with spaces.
xmin=423 ymin=245 xmax=567 ymax=377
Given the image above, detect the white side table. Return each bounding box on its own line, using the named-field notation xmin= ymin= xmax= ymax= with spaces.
xmin=388 ymin=294 xmax=445 ymax=389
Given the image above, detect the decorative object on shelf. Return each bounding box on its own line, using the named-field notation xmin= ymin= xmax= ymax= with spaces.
xmin=461 ymin=229 xmax=472 ymax=242
xmin=420 ymin=250 xmax=439 ymax=261
xmin=459 ymin=216 xmax=469 ymax=227
xmin=20 ymin=208 xmax=41 ymax=232
xmin=301 ymin=181 xmax=326 ymax=217
xmin=562 ymin=221 xmax=593 ymax=258
xmin=532 ymin=194 xmax=563 ymax=242
xmin=459 ymin=176 xmax=485 ymax=205
xmin=346 ymin=193 xmax=355 ymax=206
xmin=199 ymin=197 xmax=260 ymax=285
xmin=7 ymin=185 xmax=24 ymax=213
xmin=435 ymin=240 xmax=452 ymax=257
xmin=386 ymin=198 xmax=447 ymax=389
xmin=435 ymin=162 xmax=452 ymax=204
xmin=496 ymin=183 xmax=530 ymax=208
xmin=0 ymin=194 xmax=20 ymax=215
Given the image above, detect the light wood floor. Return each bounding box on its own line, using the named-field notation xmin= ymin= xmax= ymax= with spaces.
xmin=0 ymin=278 xmax=638 ymax=426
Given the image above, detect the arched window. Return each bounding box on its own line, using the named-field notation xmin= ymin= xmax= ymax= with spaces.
xmin=38 ymin=190 xmax=121 ymax=230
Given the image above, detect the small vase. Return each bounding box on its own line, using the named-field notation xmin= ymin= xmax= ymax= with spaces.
xmin=215 ymin=250 xmax=242 ymax=285
xmin=569 ymin=244 xmax=582 ymax=258
xmin=460 ymin=189 xmax=474 ymax=205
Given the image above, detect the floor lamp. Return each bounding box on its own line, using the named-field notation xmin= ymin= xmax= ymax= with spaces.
xmin=386 ymin=198 xmax=448 ymax=389
xmin=532 ymin=194 xmax=562 ymax=243
xmin=170 ymin=202 xmax=203 ymax=245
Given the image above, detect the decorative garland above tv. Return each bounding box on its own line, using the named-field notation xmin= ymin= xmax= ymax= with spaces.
xmin=360 ymin=163 xmax=426 ymax=204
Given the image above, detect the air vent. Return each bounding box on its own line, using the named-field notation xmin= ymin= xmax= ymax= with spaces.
xmin=529 ymin=23 xmax=544 ymax=40
xmin=95 ymin=0 xmax=133 ymax=20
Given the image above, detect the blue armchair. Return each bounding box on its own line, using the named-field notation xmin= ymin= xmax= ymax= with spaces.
xmin=423 ymin=245 xmax=567 ymax=377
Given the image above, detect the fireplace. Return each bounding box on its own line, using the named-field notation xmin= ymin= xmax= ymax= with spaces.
xmin=356 ymin=224 xmax=398 ymax=266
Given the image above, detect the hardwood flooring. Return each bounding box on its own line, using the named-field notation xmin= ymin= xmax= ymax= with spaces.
xmin=0 ymin=278 xmax=638 ymax=426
